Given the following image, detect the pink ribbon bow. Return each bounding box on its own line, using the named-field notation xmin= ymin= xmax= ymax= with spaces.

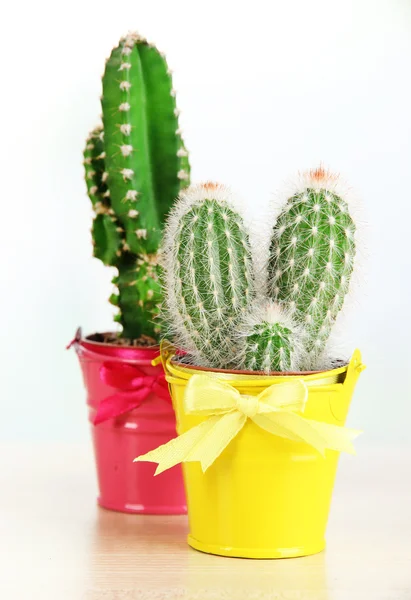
xmin=94 ymin=362 xmax=171 ymax=425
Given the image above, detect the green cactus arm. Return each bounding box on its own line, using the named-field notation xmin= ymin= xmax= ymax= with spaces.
xmin=162 ymin=183 xmax=255 ymax=367
xmin=84 ymin=126 xmax=123 ymax=266
xmin=115 ymin=254 xmax=162 ymax=341
xmin=268 ymin=168 xmax=356 ymax=363
xmin=91 ymin=214 xmax=123 ymax=266
xmin=238 ymin=302 xmax=301 ymax=373
xmin=83 ymin=125 xmax=108 ymax=210
xmin=101 ymin=33 xmax=189 ymax=255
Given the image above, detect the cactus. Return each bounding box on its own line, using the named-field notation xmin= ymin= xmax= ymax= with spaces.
xmin=267 ymin=167 xmax=356 ymax=366
xmin=162 ymin=183 xmax=256 ymax=367
xmin=83 ymin=33 xmax=190 ymax=342
xmin=238 ymin=302 xmax=301 ymax=373
xmin=101 ymin=31 xmax=189 ymax=256
xmin=162 ymin=170 xmax=356 ymax=372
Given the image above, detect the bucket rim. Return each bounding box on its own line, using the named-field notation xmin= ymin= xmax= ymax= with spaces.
xmin=165 ymin=352 xmax=360 ymax=388
xmin=73 ymin=331 xmax=161 ymax=366
xmin=82 ymin=331 xmax=160 ymax=352
xmin=170 ymin=360 xmax=328 ymax=377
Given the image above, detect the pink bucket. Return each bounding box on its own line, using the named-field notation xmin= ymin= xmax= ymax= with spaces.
xmin=71 ymin=330 xmax=186 ymax=515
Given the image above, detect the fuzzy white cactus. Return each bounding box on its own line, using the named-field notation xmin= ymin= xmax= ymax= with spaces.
xmin=161 ymin=168 xmax=359 ymax=372
xmin=267 ymin=167 xmax=357 ymax=367
xmin=236 ymin=301 xmax=303 ymax=373
xmin=162 ymin=182 xmax=256 ymax=367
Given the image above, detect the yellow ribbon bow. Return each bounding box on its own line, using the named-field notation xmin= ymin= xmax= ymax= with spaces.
xmin=134 ymin=374 xmax=361 ymax=474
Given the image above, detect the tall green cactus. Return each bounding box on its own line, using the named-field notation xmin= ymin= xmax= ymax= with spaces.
xmin=267 ymin=168 xmax=356 ymax=365
xmin=239 ymin=302 xmax=301 ymax=373
xmin=83 ymin=32 xmax=190 ymax=341
xmin=162 ymin=183 xmax=255 ymax=367
xmin=101 ymin=31 xmax=189 ymax=255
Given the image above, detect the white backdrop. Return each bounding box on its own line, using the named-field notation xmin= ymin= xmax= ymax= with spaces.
xmin=1 ymin=0 xmax=410 ymax=443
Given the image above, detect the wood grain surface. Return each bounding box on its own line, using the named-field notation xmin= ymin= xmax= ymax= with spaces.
xmin=1 ymin=443 xmax=410 ymax=600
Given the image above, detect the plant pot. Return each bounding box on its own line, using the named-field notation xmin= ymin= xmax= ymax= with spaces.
xmin=158 ymin=349 xmax=364 ymax=558
xmin=72 ymin=331 xmax=187 ymax=515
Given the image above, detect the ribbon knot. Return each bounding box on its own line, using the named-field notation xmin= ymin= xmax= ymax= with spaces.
xmin=93 ymin=361 xmax=171 ymax=425
xmin=135 ymin=373 xmax=362 ymax=474
xmin=236 ymin=394 xmax=260 ymax=418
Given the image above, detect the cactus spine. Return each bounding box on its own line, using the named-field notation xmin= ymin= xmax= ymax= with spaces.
xmin=239 ymin=302 xmax=301 ymax=373
xmin=84 ymin=33 xmax=190 ymax=341
xmin=163 ymin=183 xmax=255 ymax=367
xmin=267 ymin=168 xmax=356 ymax=365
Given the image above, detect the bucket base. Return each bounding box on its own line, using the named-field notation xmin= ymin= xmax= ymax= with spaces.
xmin=98 ymin=498 xmax=187 ymax=515
xmin=187 ymin=535 xmax=325 ymax=559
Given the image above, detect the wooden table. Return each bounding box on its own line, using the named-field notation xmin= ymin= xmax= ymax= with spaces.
xmin=1 ymin=443 xmax=410 ymax=599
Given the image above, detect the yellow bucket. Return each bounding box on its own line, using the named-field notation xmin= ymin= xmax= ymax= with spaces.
xmin=165 ymin=349 xmax=364 ymax=559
